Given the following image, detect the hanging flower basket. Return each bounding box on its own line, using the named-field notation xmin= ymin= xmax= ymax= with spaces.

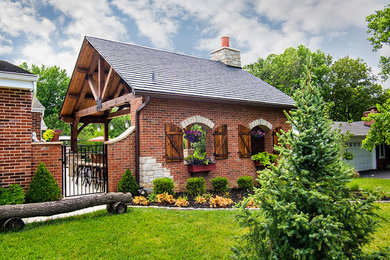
xmin=251 ymin=129 xmax=265 ymax=139
xmin=184 ymin=130 xmax=203 ymax=143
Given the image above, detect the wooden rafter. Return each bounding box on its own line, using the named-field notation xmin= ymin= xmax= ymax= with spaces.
xmin=98 ymin=57 xmax=105 ymax=98
xmin=101 ymin=67 xmax=113 ymax=101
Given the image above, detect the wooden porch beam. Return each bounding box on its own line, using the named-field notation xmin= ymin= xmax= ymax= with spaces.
xmin=98 ymin=57 xmax=105 ymax=98
xmin=61 ymin=116 xmax=106 ymax=124
xmin=106 ymin=108 xmax=130 ymax=119
xmin=101 ymin=67 xmax=113 ymax=101
xmin=76 ymin=93 xmax=136 ymax=118
xmin=87 ymin=76 xmax=99 ymax=101
xmin=77 ymin=123 xmax=89 ymax=134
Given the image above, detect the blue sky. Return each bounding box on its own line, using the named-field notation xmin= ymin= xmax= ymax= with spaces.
xmin=0 ymin=0 xmax=389 ymax=86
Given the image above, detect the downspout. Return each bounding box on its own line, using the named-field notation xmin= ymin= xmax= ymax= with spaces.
xmin=135 ymin=96 xmax=150 ymax=185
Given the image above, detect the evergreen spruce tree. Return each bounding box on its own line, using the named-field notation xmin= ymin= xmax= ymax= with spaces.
xmin=233 ymin=63 xmax=380 ymax=259
xmin=117 ymin=169 xmax=139 ymax=195
xmin=26 ymin=162 xmax=60 ymax=203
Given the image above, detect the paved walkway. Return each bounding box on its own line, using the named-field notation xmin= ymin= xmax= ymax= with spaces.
xmin=359 ymin=170 xmax=390 ymax=179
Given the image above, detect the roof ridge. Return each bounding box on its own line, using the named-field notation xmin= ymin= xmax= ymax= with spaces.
xmin=85 ymin=35 xmax=223 ymax=64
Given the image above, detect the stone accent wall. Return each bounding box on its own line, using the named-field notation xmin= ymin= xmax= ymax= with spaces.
xmin=32 ymin=111 xmax=42 ymax=139
xmin=140 ymin=156 xmax=172 ymax=190
xmin=211 ymin=47 xmax=241 ymax=67
xmin=0 ymin=88 xmax=32 ymax=189
xmin=138 ymin=97 xmax=290 ymax=191
xmin=31 ymin=142 xmax=62 ymax=190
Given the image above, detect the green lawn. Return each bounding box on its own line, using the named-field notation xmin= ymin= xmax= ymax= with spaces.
xmin=347 ymin=178 xmax=390 ymax=193
xmin=0 ymin=205 xmax=389 ymax=259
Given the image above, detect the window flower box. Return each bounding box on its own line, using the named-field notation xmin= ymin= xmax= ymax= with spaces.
xmin=187 ymin=163 xmax=216 ymax=173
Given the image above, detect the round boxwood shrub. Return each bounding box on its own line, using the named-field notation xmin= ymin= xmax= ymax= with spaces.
xmin=186 ymin=177 xmax=206 ymax=196
xmin=117 ymin=169 xmax=139 ymax=195
xmin=26 ymin=162 xmax=61 ymax=203
xmin=211 ymin=177 xmax=229 ymax=193
xmin=153 ymin=177 xmax=174 ymax=194
xmin=237 ymin=176 xmax=254 ymax=191
xmin=0 ymin=184 xmax=25 ymax=205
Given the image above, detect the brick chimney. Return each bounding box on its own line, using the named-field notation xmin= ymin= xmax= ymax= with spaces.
xmin=211 ymin=36 xmax=241 ymax=68
xmin=363 ymin=106 xmax=377 ymax=127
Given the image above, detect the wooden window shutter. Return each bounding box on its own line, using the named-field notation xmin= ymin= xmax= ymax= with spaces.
xmin=238 ymin=125 xmax=251 ymax=158
xmin=165 ymin=123 xmax=183 ymax=162
xmin=273 ymin=126 xmax=282 ymax=153
xmin=214 ymin=124 xmax=228 ymax=159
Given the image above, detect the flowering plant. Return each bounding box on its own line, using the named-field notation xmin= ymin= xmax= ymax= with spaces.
xmin=43 ymin=129 xmax=54 ymax=141
xmin=251 ymin=129 xmax=265 ymax=139
xmin=184 ymin=150 xmax=215 ymax=166
xmin=184 ymin=130 xmax=203 ymax=143
xmin=54 ymin=129 xmax=63 ymax=133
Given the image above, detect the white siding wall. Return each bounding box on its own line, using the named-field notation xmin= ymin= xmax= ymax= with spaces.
xmin=344 ymin=136 xmax=376 ymax=171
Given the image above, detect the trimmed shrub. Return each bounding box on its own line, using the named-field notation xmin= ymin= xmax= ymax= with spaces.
xmin=211 ymin=177 xmax=229 ymax=193
xmin=26 ymin=162 xmax=60 ymax=203
xmin=186 ymin=177 xmax=206 ymax=196
xmin=117 ymin=169 xmax=139 ymax=195
xmin=153 ymin=178 xmax=174 ymax=195
xmin=0 ymin=184 xmax=25 ymax=205
xmin=237 ymin=176 xmax=254 ymax=191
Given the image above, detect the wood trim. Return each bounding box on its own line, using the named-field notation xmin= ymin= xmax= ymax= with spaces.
xmin=77 ymin=123 xmax=89 ymax=134
xmin=101 ymin=67 xmax=113 ymax=101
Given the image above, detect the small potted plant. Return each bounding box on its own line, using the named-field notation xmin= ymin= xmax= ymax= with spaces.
xmin=52 ymin=129 xmax=63 ymax=142
xmin=185 ymin=150 xmax=216 ymax=173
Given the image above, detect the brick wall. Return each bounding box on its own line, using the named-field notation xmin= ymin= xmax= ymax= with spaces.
xmin=32 ymin=111 xmax=41 ymax=139
xmin=31 ymin=142 xmax=63 ymax=190
xmin=138 ymin=97 xmax=290 ymax=191
xmin=0 ymin=88 xmax=32 ymax=189
xmin=106 ymin=128 xmax=136 ymax=192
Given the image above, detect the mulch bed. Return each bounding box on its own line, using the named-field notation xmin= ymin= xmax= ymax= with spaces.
xmin=131 ymin=188 xmax=254 ymax=208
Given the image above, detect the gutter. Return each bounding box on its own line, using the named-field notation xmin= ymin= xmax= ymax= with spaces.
xmin=135 ymin=96 xmax=150 ymax=184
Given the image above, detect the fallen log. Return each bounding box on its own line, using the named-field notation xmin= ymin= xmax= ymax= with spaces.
xmin=0 ymin=192 xmax=132 ymax=221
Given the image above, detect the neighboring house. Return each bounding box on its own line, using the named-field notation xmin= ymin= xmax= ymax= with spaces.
xmin=0 ymin=61 xmax=59 ymax=191
xmin=333 ymin=107 xmax=389 ymax=171
xmin=60 ymin=36 xmax=295 ymax=191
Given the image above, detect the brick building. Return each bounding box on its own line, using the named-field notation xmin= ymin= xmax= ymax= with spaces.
xmin=60 ymin=36 xmax=294 ymax=192
xmin=0 ymin=61 xmax=55 ymax=190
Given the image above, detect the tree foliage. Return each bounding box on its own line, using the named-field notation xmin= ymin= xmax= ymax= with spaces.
xmin=20 ymin=63 xmax=70 ymax=132
xmin=367 ymin=3 xmax=390 ymax=80
xmin=233 ymin=63 xmax=380 ymax=259
xmin=244 ymin=46 xmax=389 ymax=121
xmin=362 ymin=100 xmax=390 ymax=151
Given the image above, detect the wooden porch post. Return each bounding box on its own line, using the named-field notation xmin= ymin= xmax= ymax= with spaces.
xmin=104 ymin=120 xmax=109 ymax=141
xmin=71 ymin=123 xmax=78 ymax=152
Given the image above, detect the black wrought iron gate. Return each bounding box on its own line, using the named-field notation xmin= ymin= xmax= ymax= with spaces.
xmin=62 ymin=144 xmax=108 ymax=197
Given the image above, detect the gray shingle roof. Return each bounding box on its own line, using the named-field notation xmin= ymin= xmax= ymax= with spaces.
xmin=333 ymin=121 xmax=370 ymax=136
xmin=86 ymin=36 xmax=295 ymax=108
xmin=0 ymin=60 xmax=32 ymax=75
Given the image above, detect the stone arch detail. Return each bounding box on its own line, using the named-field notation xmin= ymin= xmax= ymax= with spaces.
xmin=249 ymin=119 xmax=273 ymax=130
xmin=180 ymin=115 xmax=215 ymax=129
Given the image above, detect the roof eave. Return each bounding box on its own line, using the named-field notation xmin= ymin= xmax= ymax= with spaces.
xmin=134 ymin=89 xmax=295 ymax=109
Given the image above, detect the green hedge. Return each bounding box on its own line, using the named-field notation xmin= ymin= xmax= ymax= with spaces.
xmin=237 ymin=176 xmax=254 ymax=191
xmin=0 ymin=184 xmax=25 ymax=205
xmin=26 ymin=162 xmax=61 ymax=203
xmin=186 ymin=177 xmax=206 ymax=196
xmin=117 ymin=169 xmax=139 ymax=195
xmin=153 ymin=178 xmax=175 ymax=194
xmin=211 ymin=177 xmax=229 ymax=193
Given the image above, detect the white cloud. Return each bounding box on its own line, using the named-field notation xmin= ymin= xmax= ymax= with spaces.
xmin=47 ymin=0 xmax=128 ymax=52
xmin=0 ymin=0 xmax=55 ymax=41
xmin=112 ymin=0 xmax=181 ymax=49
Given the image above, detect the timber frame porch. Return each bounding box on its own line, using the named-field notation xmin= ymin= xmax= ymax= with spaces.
xmin=60 ymin=37 xmax=136 ymax=148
